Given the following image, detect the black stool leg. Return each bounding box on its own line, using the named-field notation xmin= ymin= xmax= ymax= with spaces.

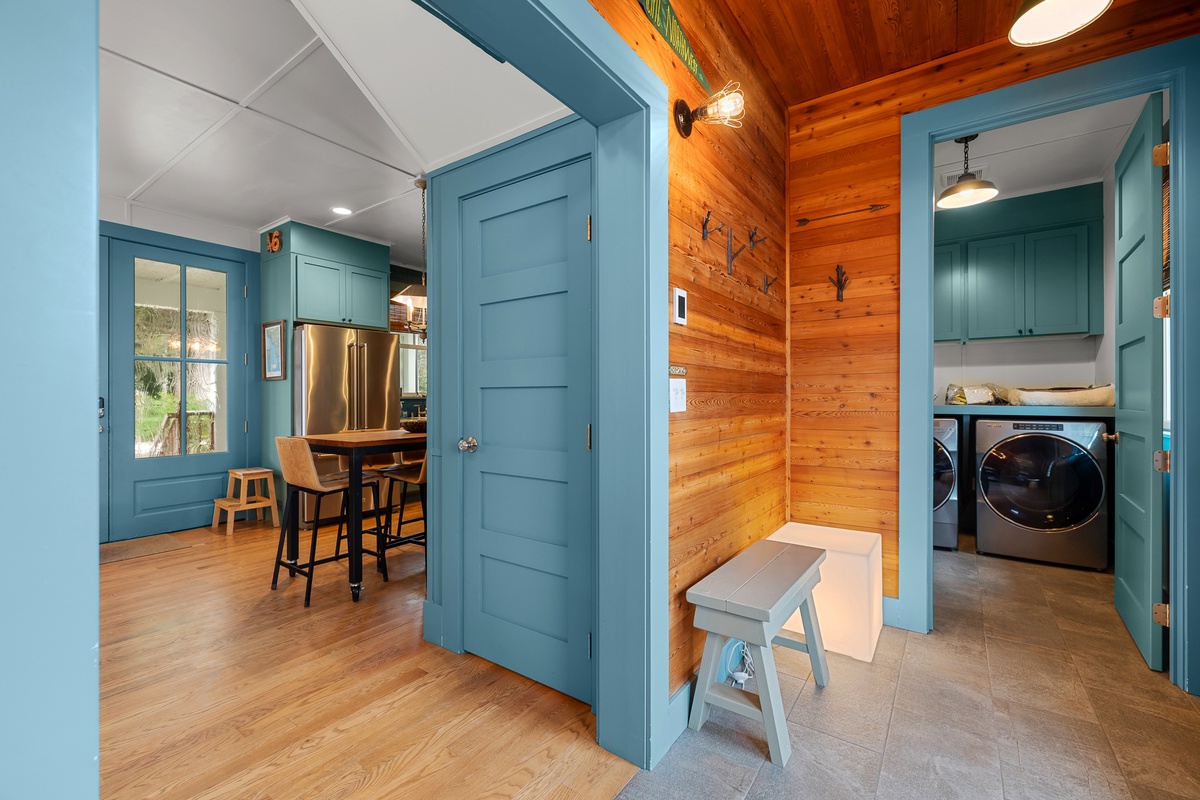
xmin=372 ymin=481 xmax=388 ymax=582
xmin=305 ymin=494 xmax=326 ymax=607
xmin=272 ymin=487 xmax=296 ymax=589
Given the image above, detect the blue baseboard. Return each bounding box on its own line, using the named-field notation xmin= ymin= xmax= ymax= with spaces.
xmin=652 ymin=680 xmax=693 ymax=769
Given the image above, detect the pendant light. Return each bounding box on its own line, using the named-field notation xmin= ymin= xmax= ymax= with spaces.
xmin=936 ymin=135 xmax=999 ymax=210
xmin=1009 ymin=0 xmax=1113 ymax=47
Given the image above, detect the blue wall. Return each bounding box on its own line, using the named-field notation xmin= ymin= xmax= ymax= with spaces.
xmin=0 ymin=1 xmax=100 ymax=794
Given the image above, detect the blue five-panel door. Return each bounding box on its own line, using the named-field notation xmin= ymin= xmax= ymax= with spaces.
xmin=108 ymin=240 xmax=247 ymax=541
xmin=461 ymin=159 xmax=594 ymax=702
xmin=1113 ymin=93 xmax=1166 ymax=670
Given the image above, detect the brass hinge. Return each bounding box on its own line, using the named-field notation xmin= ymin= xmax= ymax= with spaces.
xmin=586 ymin=215 xmax=592 ymax=241
xmin=1154 ymin=603 xmax=1170 ymax=627
xmin=1153 ymin=450 xmax=1171 ymax=473
xmin=586 ymin=423 xmax=592 ymax=451
xmin=1153 ymin=143 xmax=1170 ymax=167
xmin=1153 ymin=295 xmax=1171 ymax=319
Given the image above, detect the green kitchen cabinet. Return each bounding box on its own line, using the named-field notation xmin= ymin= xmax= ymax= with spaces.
xmin=967 ymin=234 xmax=1025 ymax=339
xmin=295 ymin=255 xmax=388 ymax=328
xmin=933 ymin=244 xmax=965 ymax=342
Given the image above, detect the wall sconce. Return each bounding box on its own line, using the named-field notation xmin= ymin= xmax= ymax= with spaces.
xmin=674 ymin=81 xmax=745 ymax=138
xmin=1009 ymin=0 xmax=1112 ymax=47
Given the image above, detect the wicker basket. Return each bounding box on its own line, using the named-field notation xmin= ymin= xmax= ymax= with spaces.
xmin=400 ymin=418 xmax=426 ymax=433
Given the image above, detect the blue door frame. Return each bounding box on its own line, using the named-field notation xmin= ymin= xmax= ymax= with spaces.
xmin=899 ymin=35 xmax=1200 ymax=694
xmin=420 ymin=0 xmax=671 ymax=768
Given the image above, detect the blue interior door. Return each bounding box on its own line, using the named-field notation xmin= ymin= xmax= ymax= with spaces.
xmin=108 ymin=240 xmax=247 ymax=540
xmin=1113 ymin=93 xmax=1166 ymax=670
xmin=461 ymin=159 xmax=594 ymax=702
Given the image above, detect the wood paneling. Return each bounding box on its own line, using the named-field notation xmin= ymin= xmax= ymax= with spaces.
xmin=788 ymin=5 xmax=1200 ymax=599
xmin=587 ymin=0 xmax=789 ymax=694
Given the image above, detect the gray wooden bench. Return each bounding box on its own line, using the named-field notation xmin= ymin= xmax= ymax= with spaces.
xmin=686 ymin=540 xmax=830 ymax=767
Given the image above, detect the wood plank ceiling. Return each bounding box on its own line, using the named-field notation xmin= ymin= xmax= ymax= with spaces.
xmin=710 ymin=0 xmax=1146 ymax=107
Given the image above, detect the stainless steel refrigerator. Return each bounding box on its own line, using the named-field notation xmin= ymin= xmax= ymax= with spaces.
xmin=293 ymin=323 xmax=401 ymax=522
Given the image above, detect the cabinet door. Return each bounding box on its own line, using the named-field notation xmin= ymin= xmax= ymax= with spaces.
xmin=295 ymin=255 xmax=345 ymax=323
xmin=967 ymin=234 xmax=1025 ymax=339
xmin=933 ymin=244 xmax=964 ymax=342
xmin=1024 ymin=225 xmax=1088 ymax=335
xmin=345 ymin=265 xmax=388 ymax=329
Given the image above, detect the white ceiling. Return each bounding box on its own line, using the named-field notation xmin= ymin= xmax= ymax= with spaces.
xmin=99 ymin=0 xmax=570 ymax=267
xmin=932 ymin=94 xmax=1151 ymax=205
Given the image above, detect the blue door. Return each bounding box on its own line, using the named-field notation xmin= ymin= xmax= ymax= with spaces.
xmin=107 ymin=240 xmax=248 ymax=540
xmin=460 ymin=159 xmax=594 ymax=702
xmin=1113 ymin=93 xmax=1166 ymax=670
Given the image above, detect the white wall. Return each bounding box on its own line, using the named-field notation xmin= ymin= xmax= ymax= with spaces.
xmin=934 ymin=336 xmax=1101 ymax=403
xmin=1094 ymin=170 xmax=1118 ymax=385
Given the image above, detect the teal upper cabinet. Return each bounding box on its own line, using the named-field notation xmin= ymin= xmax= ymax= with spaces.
xmin=933 ymin=244 xmax=964 ymax=342
xmin=261 ymin=222 xmax=390 ymax=330
xmin=936 ymin=184 xmax=1103 ymax=342
xmin=967 ymin=234 xmax=1025 ymax=339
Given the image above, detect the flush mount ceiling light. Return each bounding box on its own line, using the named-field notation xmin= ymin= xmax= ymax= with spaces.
xmin=674 ymin=81 xmax=745 ymax=138
xmin=1009 ymin=0 xmax=1113 ymax=47
xmin=936 ymin=134 xmax=1000 ymax=210
xmin=331 ymin=206 xmax=352 ymax=216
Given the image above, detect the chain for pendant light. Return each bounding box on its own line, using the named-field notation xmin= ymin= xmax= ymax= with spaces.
xmin=417 ymin=177 xmax=427 ymax=340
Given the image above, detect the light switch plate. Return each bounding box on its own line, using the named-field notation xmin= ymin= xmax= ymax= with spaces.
xmin=672 ymin=287 xmax=687 ymax=325
xmin=669 ymin=378 xmax=687 ymax=413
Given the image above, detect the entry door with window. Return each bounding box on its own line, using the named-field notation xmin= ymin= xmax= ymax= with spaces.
xmin=107 ymin=240 xmax=246 ymax=541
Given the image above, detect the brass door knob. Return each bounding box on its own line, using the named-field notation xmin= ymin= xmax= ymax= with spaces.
xmin=1102 ymin=432 xmax=1120 ymax=443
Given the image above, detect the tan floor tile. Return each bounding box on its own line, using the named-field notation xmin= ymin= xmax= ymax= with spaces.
xmin=983 ymin=593 xmax=1067 ymax=650
xmin=987 ymin=636 xmax=1096 ymax=722
xmin=1087 ymin=686 xmax=1200 ymax=798
xmin=876 ymin=708 xmax=1003 ymax=800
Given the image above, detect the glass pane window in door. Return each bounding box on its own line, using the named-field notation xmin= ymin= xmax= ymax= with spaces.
xmin=134 ymin=360 xmax=181 ymax=458
xmin=134 ymin=258 xmax=181 ymax=357
xmin=185 ymin=363 xmax=226 ymax=454
xmin=186 ymin=266 xmax=227 ymax=359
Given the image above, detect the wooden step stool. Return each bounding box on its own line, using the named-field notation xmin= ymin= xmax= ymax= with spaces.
xmin=212 ymin=468 xmax=279 ymax=536
xmin=686 ymin=539 xmax=830 ymax=767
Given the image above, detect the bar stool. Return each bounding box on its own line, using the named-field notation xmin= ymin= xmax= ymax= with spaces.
xmin=271 ymin=437 xmax=385 ymax=606
xmin=380 ymin=456 xmax=427 ymax=567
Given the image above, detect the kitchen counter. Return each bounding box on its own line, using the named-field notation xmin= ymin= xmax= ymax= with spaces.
xmin=933 ymin=405 xmax=1113 ymax=418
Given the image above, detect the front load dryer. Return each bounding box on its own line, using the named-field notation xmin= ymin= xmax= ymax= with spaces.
xmin=975 ymin=419 xmax=1108 ymax=569
xmin=933 ymin=418 xmax=959 ymax=549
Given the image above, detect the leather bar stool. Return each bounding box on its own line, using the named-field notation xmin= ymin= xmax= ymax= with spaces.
xmin=378 ymin=456 xmax=428 ymax=568
xmin=271 ymin=436 xmax=385 ymax=605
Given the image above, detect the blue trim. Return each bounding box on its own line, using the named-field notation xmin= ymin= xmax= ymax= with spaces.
xmin=424 ymin=0 xmax=670 ymax=766
xmin=427 ymin=114 xmax=582 ymax=179
xmin=900 ymin=36 xmax=1200 ymax=695
xmin=99 ymin=235 xmax=111 ymax=543
xmin=102 ymin=221 xmax=260 ymax=264
xmin=0 ymin=2 xmax=100 ymax=794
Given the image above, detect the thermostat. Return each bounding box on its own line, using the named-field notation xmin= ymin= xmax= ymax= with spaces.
xmin=672 ymin=287 xmax=688 ymax=325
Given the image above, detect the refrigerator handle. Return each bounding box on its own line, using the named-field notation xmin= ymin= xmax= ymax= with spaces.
xmin=347 ymin=342 xmax=358 ymax=430
xmin=359 ymin=343 xmax=369 ymax=430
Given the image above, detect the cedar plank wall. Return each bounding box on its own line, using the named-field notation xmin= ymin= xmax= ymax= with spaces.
xmin=788 ymin=2 xmax=1200 ymax=600
xmin=586 ymin=0 xmax=789 ymax=693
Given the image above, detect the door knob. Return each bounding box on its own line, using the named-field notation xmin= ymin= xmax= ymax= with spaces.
xmin=458 ymin=437 xmax=478 ymax=453
xmin=1102 ymin=432 xmax=1120 ymax=443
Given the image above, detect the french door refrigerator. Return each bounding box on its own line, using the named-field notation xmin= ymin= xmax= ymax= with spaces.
xmin=293 ymin=323 xmax=401 ymax=521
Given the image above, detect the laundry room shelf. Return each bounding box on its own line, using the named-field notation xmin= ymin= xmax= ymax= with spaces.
xmin=933 ymin=405 xmax=1113 ymax=418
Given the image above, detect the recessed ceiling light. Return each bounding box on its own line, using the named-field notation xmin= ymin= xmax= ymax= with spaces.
xmin=331 ymin=206 xmax=352 ymax=216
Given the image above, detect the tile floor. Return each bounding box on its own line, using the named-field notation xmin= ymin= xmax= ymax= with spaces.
xmin=618 ymin=536 xmax=1200 ymax=800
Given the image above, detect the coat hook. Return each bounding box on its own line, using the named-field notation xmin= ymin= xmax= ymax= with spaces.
xmin=748 ymin=228 xmax=768 ymax=250
xmin=726 ymin=227 xmax=746 ymax=275
xmin=702 ymin=210 xmax=724 ymax=241
xmin=762 ymin=274 xmax=779 ymax=294
xmin=829 ymin=264 xmax=849 ymax=302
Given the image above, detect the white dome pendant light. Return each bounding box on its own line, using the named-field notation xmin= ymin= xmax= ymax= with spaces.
xmin=1009 ymin=0 xmax=1113 ymax=47
xmin=937 ymin=134 xmax=1000 ymax=210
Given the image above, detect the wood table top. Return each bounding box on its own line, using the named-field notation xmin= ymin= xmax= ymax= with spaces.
xmin=301 ymin=429 xmax=427 ymax=448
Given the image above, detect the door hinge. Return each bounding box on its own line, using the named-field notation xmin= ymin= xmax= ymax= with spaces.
xmin=1153 ymin=142 xmax=1170 ymax=167
xmin=1154 ymin=603 xmax=1170 ymax=627
xmin=1153 ymin=450 xmax=1171 ymax=473
xmin=244 ymin=420 xmax=248 ymax=434
xmin=586 ymin=214 xmax=592 ymax=241
xmin=244 ymin=353 xmax=248 ymax=365
xmin=1153 ymin=295 xmax=1171 ymax=319
xmin=243 ymin=284 xmax=248 ymax=297
xmin=588 ymin=632 xmax=593 ymax=659
xmin=586 ymin=423 xmax=592 ymax=451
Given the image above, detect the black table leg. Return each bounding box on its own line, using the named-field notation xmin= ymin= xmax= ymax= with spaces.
xmin=349 ymin=450 xmax=363 ymax=601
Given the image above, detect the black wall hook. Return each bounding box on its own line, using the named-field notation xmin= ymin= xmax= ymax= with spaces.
xmin=726 ymin=228 xmax=746 ymax=275
xmin=748 ymin=228 xmax=768 ymax=251
xmin=701 ymin=210 xmax=724 ymax=241
xmin=762 ymin=274 xmax=779 ymax=294
xmin=829 ymin=264 xmax=850 ymax=302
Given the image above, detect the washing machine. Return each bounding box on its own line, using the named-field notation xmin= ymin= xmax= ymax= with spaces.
xmin=933 ymin=418 xmax=959 ymax=549
xmin=975 ymin=419 xmax=1108 ymax=569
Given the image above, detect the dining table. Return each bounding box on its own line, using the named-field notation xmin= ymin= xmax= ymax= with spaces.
xmin=296 ymin=429 xmax=428 ymax=600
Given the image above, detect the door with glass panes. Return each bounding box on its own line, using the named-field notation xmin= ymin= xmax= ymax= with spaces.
xmin=106 ymin=240 xmax=246 ymax=541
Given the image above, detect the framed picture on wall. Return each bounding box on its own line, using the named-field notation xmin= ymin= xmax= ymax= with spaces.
xmin=262 ymin=320 xmax=285 ymax=380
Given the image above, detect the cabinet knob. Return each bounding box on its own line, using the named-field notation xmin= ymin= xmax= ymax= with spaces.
xmin=1027 ymin=328 xmax=1033 ymax=335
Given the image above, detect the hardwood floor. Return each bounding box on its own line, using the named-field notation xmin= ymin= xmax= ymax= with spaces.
xmin=100 ymin=517 xmax=636 ymax=799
